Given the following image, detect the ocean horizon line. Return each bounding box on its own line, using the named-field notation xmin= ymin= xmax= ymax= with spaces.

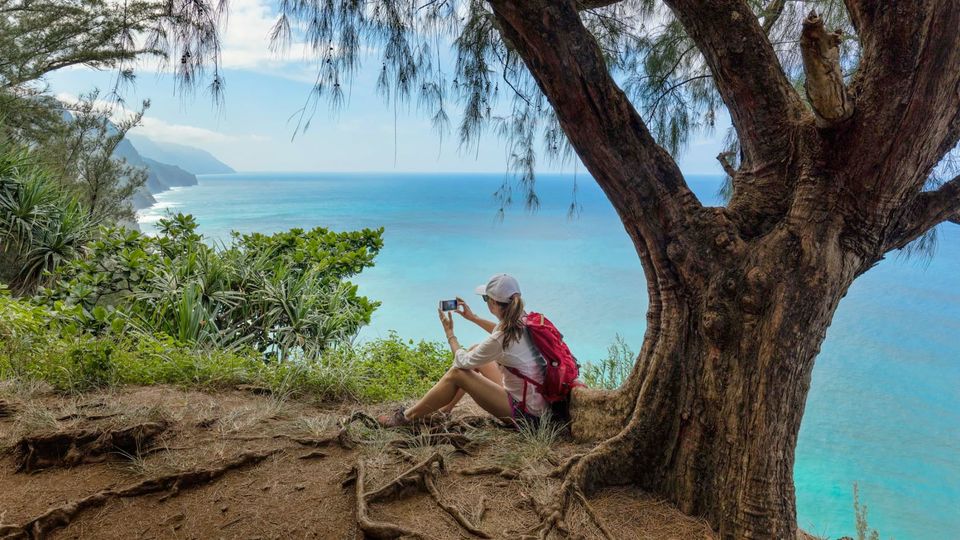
xmin=196 ymin=170 xmax=728 ymax=179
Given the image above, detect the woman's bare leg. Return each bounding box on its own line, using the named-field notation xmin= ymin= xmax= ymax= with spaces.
xmin=405 ymin=366 xmax=512 ymax=420
xmin=439 ymin=362 xmax=502 ymax=413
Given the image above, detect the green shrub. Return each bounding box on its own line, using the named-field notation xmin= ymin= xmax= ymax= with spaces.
xmin=1 ymin=292 xmax=450 ymax=402
xmin=37 ymin=213 xmax=384 ymax=360
xmin=345 ymin=332 xmax=451 ymax=402
xmin=0 ymin=140 xmax=95 ymax=293
xmin=582 ymin=334 xmax=634 ymax=390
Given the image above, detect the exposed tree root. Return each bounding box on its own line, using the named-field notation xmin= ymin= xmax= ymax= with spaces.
xmin=343 ymin=450 xmax=492 ymax=539
xmin=347 ymin=460 xmax=426 ymax=540
xmin=390 ymin=432 xmax=473 ymax=454
xmin=0 ymin=449 xmax=279 ymax=539
xmin=298 ymin=450 xmax=327 ymax=460
xmin=548 ymin=453 xmax=583 ymax=479
xmin=14 ymin=421 xmax=169 ymax=473
xmin=423 ymin=473 xmax=491 ymax=538
xmin=364 ymin=452 xmax=444 ymax=503
xmin=476 ymin=496 xmax=489 ymax=525
xmin=439 ymin=415 xmax=505 ymax=432
xmin=230 ymin=411 xmax=378 ymax=450
xmin=342 ymin=411 xmax=381 ymax=430
xmin=533 ymin=450 xmax=614 ymax=540
xmin=195 ymin=417 xmax=218 ymax=429
xmin=0 ymin=400 xmax=16 ymax=419
xmin=54 ymin=412 xmax=120 ymax=422
xmin=458 ymin=465 xmax=519 ymax=480
xmin=510 ymin=493 xmax=574 ymax=540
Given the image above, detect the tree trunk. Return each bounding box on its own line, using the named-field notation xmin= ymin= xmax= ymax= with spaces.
xmin=567 ymin=209 xmax=867 ymax=538
xmin=485 ymin=0 xmax=960 ymax=538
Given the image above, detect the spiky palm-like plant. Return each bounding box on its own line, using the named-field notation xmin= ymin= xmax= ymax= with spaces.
xmin=0 ymin=139 xmax=94 ymax=293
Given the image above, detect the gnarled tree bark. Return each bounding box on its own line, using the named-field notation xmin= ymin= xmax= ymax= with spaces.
xmin=800 ymin=12 xmax=854 ymax=127
xmin=487 ymin=0 xmax=960 ymax=538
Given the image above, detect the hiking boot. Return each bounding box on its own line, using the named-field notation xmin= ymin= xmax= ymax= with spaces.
xmin=376 ymin=407 xmax=410 ymax=428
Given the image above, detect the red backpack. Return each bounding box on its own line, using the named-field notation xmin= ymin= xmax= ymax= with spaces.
xmin=505 ymin=312 xmax=584 ymax=413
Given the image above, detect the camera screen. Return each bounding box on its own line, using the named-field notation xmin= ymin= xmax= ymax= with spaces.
xmin=440 ymin=299 xmax=458 ymax=311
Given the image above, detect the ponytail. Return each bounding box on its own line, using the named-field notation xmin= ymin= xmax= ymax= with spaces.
xmin=497 ymin=294 xmax=525 ymax=346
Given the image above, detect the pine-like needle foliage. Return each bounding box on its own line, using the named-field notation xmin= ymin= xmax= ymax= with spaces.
xmin=0 ymin=0 xmax=227 ymax=103
xmin=264 ymin=0 xmax=872 ymax=216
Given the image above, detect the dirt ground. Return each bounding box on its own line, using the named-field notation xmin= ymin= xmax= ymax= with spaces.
xmin=0 ymin=383 xmax=715 ymax=539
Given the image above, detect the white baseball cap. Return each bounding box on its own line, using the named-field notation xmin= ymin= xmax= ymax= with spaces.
xmin=475 ymin=273 xmax=521 ymax=303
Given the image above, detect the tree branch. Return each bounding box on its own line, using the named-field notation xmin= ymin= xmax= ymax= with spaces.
xmin=717 ymin=151 xmax=737 ymax=178
xmin=841 ymin=0 xmax=866 ymax=34
xmin=841 ymin=0 xmax=960 ymax=212
xmin=800 ymin=11 xmax=854 ymax=127
xmin=760 ymin=0 xmax=787 ymax=35
xmin=576 ymin=0 xmax=624 ymax=9
xmin=488 ymin=0 xmax=708 ymax=279
xmin=661 ymin=0 xmax=805 ymax=167
xmin=885 ymin=175 xmax=960 ymax=252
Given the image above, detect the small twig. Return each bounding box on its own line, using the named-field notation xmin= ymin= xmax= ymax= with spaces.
xmin=390 ymin=446 xmax=419 ymax=463
xmin=220 ymin=516 xmax=244 ymax=529
xmin=568 ymin=485 xmax=614 ymax=540
xmin=458 ymin=465 xmax=519 ymax=479
xmin=477 ymin=496 xmax=488 ymax=524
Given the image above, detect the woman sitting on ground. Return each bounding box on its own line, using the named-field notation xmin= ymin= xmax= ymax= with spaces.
xmin=377 ymin=274 xmax=546 ymax=427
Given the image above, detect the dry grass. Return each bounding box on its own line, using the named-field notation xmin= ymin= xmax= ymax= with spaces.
xmin=0 ymin=378 xmax=52 ymax=401
xmin=592 ymin=487 xmax=717 ymax=539
xmin=289 ymin=414 xmax=339 ymax=438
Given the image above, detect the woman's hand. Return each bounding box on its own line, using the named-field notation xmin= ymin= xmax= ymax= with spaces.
xmin=454 ymin=297 xmax=475 ymax=321
xmin=438 ymin=308 xmax=455 ymax=337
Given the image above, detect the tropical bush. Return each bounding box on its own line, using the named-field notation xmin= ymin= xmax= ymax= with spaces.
xmin=0 ymin=139 xmax=95 ymax=293
xmin=37 ymin=213 xmax=385 ymax=361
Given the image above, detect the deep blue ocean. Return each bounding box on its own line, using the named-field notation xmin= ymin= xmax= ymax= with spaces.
xmin=139 ymin=172 xmax=959 ymax=539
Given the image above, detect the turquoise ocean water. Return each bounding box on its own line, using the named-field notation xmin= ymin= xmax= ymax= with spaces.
xmin=139 ymin=172 xmax=959 ymax=539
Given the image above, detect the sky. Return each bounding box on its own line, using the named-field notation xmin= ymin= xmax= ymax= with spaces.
xmin=46 ymin=0 xmax=731 ymax=175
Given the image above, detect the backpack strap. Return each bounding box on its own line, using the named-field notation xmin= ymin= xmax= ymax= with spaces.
xmin=505 ymin=366 xmax=541 ymax=414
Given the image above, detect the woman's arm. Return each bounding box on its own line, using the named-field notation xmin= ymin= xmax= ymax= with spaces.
xmin=438 ymin=309 xmax=502 ymax=368
xmin=452 ymin=334 xmax=503 ymax=369
xmin=455 ymin=297 xmax=497 ymax=333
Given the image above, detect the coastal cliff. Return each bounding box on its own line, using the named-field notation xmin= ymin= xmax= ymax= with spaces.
xmin=112 ymin=135 xmax=233 ymax=210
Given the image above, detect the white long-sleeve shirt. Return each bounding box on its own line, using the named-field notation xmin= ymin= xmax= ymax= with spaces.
xmin=453 ymin=328 xmax=547 ymax=415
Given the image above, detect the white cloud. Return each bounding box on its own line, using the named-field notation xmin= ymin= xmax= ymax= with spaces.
xmin=55 ymin=91 xmax=266 ymax=148
xmin=216 ymin=0 xmax=321 ymax=82
xmin=133 ymin=116 xmax=267 ymax=146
